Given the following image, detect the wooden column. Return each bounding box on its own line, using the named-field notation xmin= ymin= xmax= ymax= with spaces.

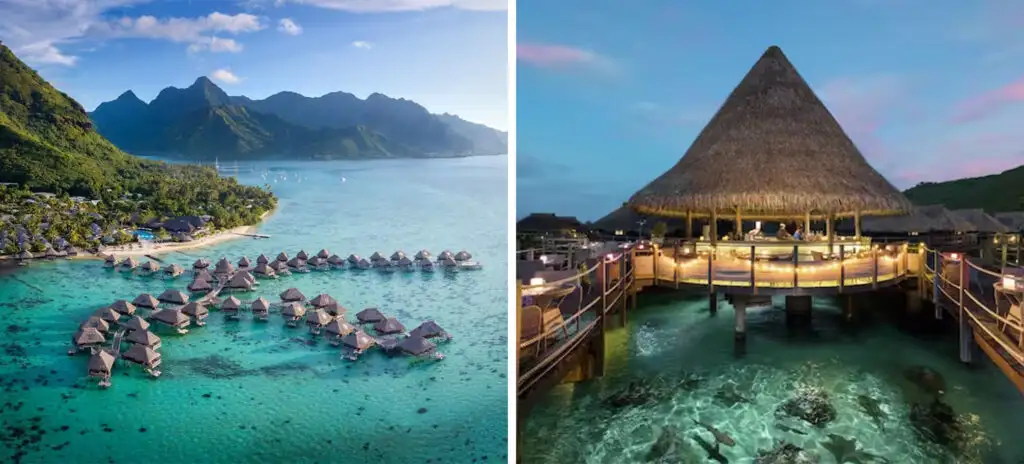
xmin=792 ymin=245 xmax=799 ymax=288
xmin=685 ymin=211 xmax=693 ymax=240
xmin=838 ymin=245 xmax=846 ymax=292
xmin=958 ymin=256 xmax=972 ymax=363
xmin=826 ymin=213 xmax=835 ymax=254
xmin=710 ymin=210 xmax=718 ymax=244
xmin=515 ymin=281 xmax=522 ymax=383
xmin=854 ymin=211 xmax=862 ymax=240
xmin=735 ymin=208 xmax=742 ymax=240
xmin=804 ymin=212 xmax=811 ymax=235
xmin=749 ymin=245 xmax=756 ymax=294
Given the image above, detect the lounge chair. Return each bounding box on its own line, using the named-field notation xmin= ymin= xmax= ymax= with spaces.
xmin=520 ymin=305 xmax=543 ymax=358
xmin=1000 ymin=302 xmax=1022 ymax=347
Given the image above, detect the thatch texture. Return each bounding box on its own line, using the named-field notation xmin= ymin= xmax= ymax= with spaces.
xmin=948 ymin=209 xmax=1010 ymax=233
xmin=369 ymin=251 xmax=386 ymax=262
xmin=454 ymin=251 xmax=472 ymax=261
xmin=181 ymin=302 xmax=209 ymax=318
xmin=164 ymin=264 xmax=184 ymax=276
xmin=390 ymin=251 xmax=406 ymax=261
xmin=317 ymin=249 xmax=331 ymax=259
xmin=356 ymin=307 xmax=386 ymax=324
xmin=995 ymin=212 xmax=1024 ymax=232
xmin=221 ymin=296 xmax=241 ymax=310
xmin=80 ymin=316 xmax=110 ymax=333
xmin=238 ymin=256 xmax=252 ymax=267
xmin=437 ymin=250 xmax=454 ymax=261
xmin=157 ymin=289 xmax=188 ymax=304
xmin=88 ymin=350 xmax=116 ymax=373
xmin=324 ymin=319 xmax=356 ymax=336
xmin=324 ymin=302 xmax=347 ymax=317
xmin=860 ymin=205 xmax=972 ymax=233
xmin=306 ymin=309 xmax=332 ymax=326
xmin=279 ymin=288 xmax=305 ymax=302
xmin=110 ymin=300 xmax=136 ymax=315
xmin=132 ymin=293 xmax=159 ymax=309
xmin=281 ymin=302 xmax=306 ymax=318
xmin=253 ymin=262 xmax=276 ymax=276
xmin=214 ymin=257 xmax=234 ymax=274
xmin=309 ymin=293 xmax=336 ymax=308
xmin=296 ymin=250 xmax=309 ymax=260
xmin=151 ymin=308 xmax=190 ymax=326
xmin=123 ymin=344 xmax=161 ymax=367
xmin=126 ymin=329 xmax=160 ymax=347
xmin=257 ymin=254 xmax=270 ymax=264
xmin=194 ymin=269 xmax=216 ymax=282
xmin=341 ymin=330 xmax=375 ymax=350
xmin=93 ymin=307 xmax=121 ymax=323
xmin=122 ymin=315 xmax=150 ymax=332
xmin=591 ymin=203 xmax=688 ymax=233
xmin=276 ymin=252 xmax=289 ymax=262
xmin=373 ymin=317 xmax=405 ymax=335
xmin=73 ymin=327 xmax=105 ymax=346
xmin=627 ymin=46 xmax=912 ymax=219
xmin=251 ymin=297 xmax=270 ymax=313
xmin=347 ymin=254 xmax=361 ymax=264
xmin=327 ymin=255 xmax=345 ymax=265
xmin=188 ymin=278 xmax=212 ymax=292
xmin=226 ymin=272 xmax=254 ymax=290
xmin=397 ymin=256 xmax=414 ymax=267
xmin=410 ymin=320 xmax=447 ymax=339
xmin=414 ymin=250 xmax=431 ymax=260
xmin=516 ymin=213 xmax=586 ymax=233
xmin=398 ymin=335 xmax=436 ymax=356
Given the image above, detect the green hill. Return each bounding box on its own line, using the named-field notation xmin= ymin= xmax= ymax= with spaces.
xmin=903 ymin=165 xmax=1024 ymax=212
xmin=0 ymin=43 xmax=275 ymax=228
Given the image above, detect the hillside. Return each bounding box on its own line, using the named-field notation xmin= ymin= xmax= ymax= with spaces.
xmin=903 ymin=165 xmax=1024 ymax=212
xmin=0 ymin=43 xmax=275 ymax=227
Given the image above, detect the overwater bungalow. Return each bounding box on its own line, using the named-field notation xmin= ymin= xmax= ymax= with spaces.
xmin=440 ymin=256 xmax=459 ymax=270
xmin=164 ymin=264 xmax=184 ymax=278
xmin=252 ymin=262 xmax=277 ymax=277
xmin=409 ymin=320 xmax=451 ymax=340
xmin=324 ymin=319 xmax=356 ymax=346
xmin=181 ymin=302 xmax=209 ymax=326
xmin=224 ymin=272 xmax=255 ymax=291
xmin=347 ymin=254 xmax=361 ymax=264
xmin=356 ymin=307 xmax=386 ymax=324
xmin=17 ymin=250 xmax=33 ymax=263
xmin=156 ymin=289 xmax=189 ymax=305
xmin=317 ymin=249 xmax=331 ymax=259
xmin=150 ymin=309 xmax=190 ymax=334
xmin=122 ymin=344 xmax=162 ymax=377
xmin=70 ymin=327 xmax=106 ymax=355
xmin=80 ymin=316 xmax=111 ymax=333
xmin=355 ymin=258 xmax=372 ymax=270
xmin=414 ymin=250 xmax=431 ymax=261
xmin=141 ymin=260 xmax=160 ymax=273
xmin=125 ymin=329 xmax=161 ymax=350
xmin=397 ymin=335 xmax=442 ymax=360
xmin=104 ymin=254 xmax=116 ymax=267
xmin=286 ymin=257 xmax=307 ymax=270
xmin=268 ymin=260 xmax=289 ymax=273
xmin=132 ymin=293 xmax=159 ymax=310
xmin=221 ymin=296 xmax=242 ymax=319
xmin=312 ymin=256 xmax=331 ymax=269
xmin=341 ymin=330 xmax=376 ymax=360
xmin=309 ymin=293 xmax=337 ymax=309
xmin=251 ymin=297 xmax=270 ymax=321
xmin=281 ymin=302 xmax=307 ymax=327
xmin=54 ymin=248 xmax=68 ymax=258
xmin=65 ymin=246 xmax=79 ymax=257
xmin=280 ymin=287 xmax=306 ymax=302
xmin=214 ymin=257 xmax=234 ymax=275
xmin=110 ymin=300 xmax=136 ymax=316
xmin=88 ymin=350 xmax=116 ymax=387
xmin=324 ymin=302 xmax=347 ymax=318
xmin=194 ymin=268 xmax=216 ymax=282
xmin=421 ymin=260 xmax=435 ymax=272
xmin=276 ymin=251 xmax=289 ymax=262
xmin=120 ymin=257 xmax=138 ymax=270
xmin=373 ymin=317 xmax=406 ymax=335
xmin=391 ymin=251 xmax=406 ymax=261
xmin=188 ymin=277 xmax=213 ymax=293
xmin=373 ymin=259 xmax=395 ymax=272
xmin=192 ymin=258 xmax=210 ymax=270
xmin=93 ymin=307 xmax=122 ymax=324
xmin=369 ymin=251 xmax=386 ymax=262
xmin=327 ymin=255 xmax=345 ymax=268
xmin=397 ymin=256 xmax=415 ymax=271
xmin=296 ymin=250 xmax=310 ymax=260
xmin=306 ymin=309 xmax=333 ymax=334
xmin=454 ymin=251 xmax=472 ymax=261
xmin=256 ymin=254 xmax=270 ymax=265
xmin=122 ymin=315 xmax=150 ymax=332
xmin=437 ymin=250 xmax=454 ymax=262
xmin=238 ymin=256 xmax=252 ymax=268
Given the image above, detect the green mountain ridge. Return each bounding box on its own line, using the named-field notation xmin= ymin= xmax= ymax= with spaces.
xmin=903 ymin=165 xmax=1024 ymax=212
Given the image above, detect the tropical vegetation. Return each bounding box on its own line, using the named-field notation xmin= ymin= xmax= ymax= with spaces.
xmin=904 ymin=165 xmax=1024 ymax=212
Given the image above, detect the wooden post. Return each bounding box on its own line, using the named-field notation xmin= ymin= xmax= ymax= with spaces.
xmin=827 ymin=213 xmax=835 ymax=255
xmin=750 ymin=245 xmax=756 ymax=294
xmin=735 ymin=208 xmax=742 ymax=240
xmin=958 ymin=256 xmax=972 ymax=363
xmin=872 ymin=246 xmax=879 ymax=289
xmin=1001 ymin=240 xmax=1008 ymax=267
xmin=839 ymin=245 xmax=845 ymax=293
xmin=854 ymin=210 xmax=861 ymax=240
xmin=804 ymin=211 xmax=811 ymax=236
xmin=652 ymin=243 xmax=658 ymax=285
xmin=686 ymin=211 xmax=693 ymax=240
xmin=708 ymin=246 xmax=717 ymax=315
xmin=933 ymin=252 xmax=942 ymax=319
xmin=710 ymin=210 xmax=718 ymax=244
xmin=734 ymin=301 xmax=747 ymax=343
xmin=792 ymin=245 xmax=799 ymax=288
xmin=620 ymin=254 xmax=627 ymax=326
xmin=1016 ymin=234 xmax=1021 ymax=265
xmin=515 ymin=280 xmax=522 ymax=384
xmin=673 ymin=241 xmax=679 ymax=287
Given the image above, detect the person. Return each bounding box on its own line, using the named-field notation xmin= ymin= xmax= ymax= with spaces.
xmin=776 ymin=223 xmax=792 ymax=240
xmin=745 ymin=223 xmax=763 ymax=241
xmin=794 ymin=226 xmax=804 ymax=241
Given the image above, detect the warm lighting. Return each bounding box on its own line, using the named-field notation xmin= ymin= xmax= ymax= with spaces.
xmin=606 ymin=253 xmax=614 ymax=261
xmin=615 ymin=229 xmax=624 ymax=236
xmin=755 ymin=221 xmax=762 ymax=229
xmin=699 ymin=236 xmax=705 ymax=241
xmin=950 ymin=253 xmax=960 ymax=261
xmin=529 ymin=277 xmax=545 ymax=286
xmin=1002 ymin=275 xmax=1016 ymax=291
xmin=683 ymin=246 xmax=692 ymax=254
xmin=638 ymin=244 xmax=645 ymax=250
xmin=539 ymin=255 xmax=548 ymax=263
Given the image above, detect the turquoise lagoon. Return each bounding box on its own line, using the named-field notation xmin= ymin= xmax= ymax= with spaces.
xmin=520 ymin=292 xmax=1024 ymax=463
xmin=0 ymin=156 xmax=508 ymax=463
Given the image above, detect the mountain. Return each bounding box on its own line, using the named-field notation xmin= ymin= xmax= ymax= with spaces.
xmin=90 ymin=79 xmax=506 ymax=159
xmin=903 ymin=165 xmax=1024 ymax=212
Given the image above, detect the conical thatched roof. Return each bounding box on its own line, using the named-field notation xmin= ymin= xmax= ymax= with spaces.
xmin=73 ymin=327 xmax=105 ymax=346
xmin=995 ymin=212 xmax=1024 ymax=232
xmin=45 ymin=247 xmax=57 ymax=258
xmin=251 ymin=297 xmax=270 ymax=312
xmin=306 ymin=308 xmax=332 ymax=326
xmin=88 ymin=350 xmax=116 ymax=373
xmin=317 ymin=249 xmax=330 ymax=259
xmin=126 ymin=329 xmax=160 ymax=346
xmin=214 ymin=257 xmax=234 ymax=274
xmin=238 ymin=256 xmax=252 ymax=267
xmin=440 ymin=256 xmax=458 ymax=267
xmin=188 ymin=278 xmax=213 ymax=292
xmin=324 ymin=319 xmax=356 ymax=336
xmin=390 ymin=251 xmax=406 ymax=261
xmin=93 ymin=307 xmax=121 ymax=323
xmin=268 ymin=260 xmax=287 ymax=271
xmin=948 ymin=209 xmax=1010 ymax=233
xmin=110 ymin=300 xmax=136 ymax=315
xmin=226 ymin=272 xmax=254 ymax=290
xmin=369 ymin=251 xmax=385 ymax=261
xmin=122 ymin=315 xmax=150 ymax=332
xmin=286 ymin=257 xmax=306 ymax=268
xmin=157 ymin=289 xmax=188 ymax=304
xmin=151 ymin=308 xmax=190 ymax=326
xmin=122 ymin=344 xmax=161 ymax=366
xmin=410 ymin=320 xmax=447 ymax=339
xmin=308 ymin=256 xmax=326 ymax=267
xmin=414 ymin=250 xmax=431 ymax=260
xmin=356 ymin=307 xmax=386 ymax=324
xmin=193 ymin=258 xmax=209 ymax=269
xmin=356 ymin=258 xmax=371 ymax=268
xmin=373 ymin=317 xmax=405 ymax=334
xmin=397 ymin=256 xmax=414 ymax=267
xmin=165 ymin=264 xmax=184 ymax=276
xmin=341 ymin=330 xmax=375 ymax=350
xmin=324 ymin=302 xmax=347 ymax=317
xmin=279 ymin=288 xmax=305 ymax=302
xmin=398 ymin=335 xmax=436 ymax=356
xmin=626 ymin=46 xmax=912 ymax=219
xmin=347 ymin=254 xmax=360 ymax=263
xmin=859 ymin=205 xmax=967 ymax=233
xmin=276 ymin=252 xmax=289 ymax=262
xmin=253 ymin=262 xmax=276 ymax=276
xmin=221 ymin=296 xmax=242 ymax=310
xmin=141 ymin=261 xmax=160 ymax=272
xmin=121 ymin=257 xmax=138 ymax=268
xmin=327 ymin=255 xmax=344 ymax=265
xmin=132 ymin=293 xmax=159 ymax=309
xmin=437 ymin=250 xmax=454 ymax=261
xmin=373 ymin=259 xmax=393 ymax=268
xmin=281 ymin=302 xmax=306 ymax=318
xmin=296 ymin=250 xmax=309 ymax=260
xmin=80 ymin=316 xmax=110 ymax=333
xmin=194 ymin=269 xmax=215 ymax=282
xmin=257 ymin=254 xmax=270 ymax=264
xmin=454 ymin=251 xmax=472 ymax=261
xmin=309 ymin=293 xmax=336 ymax=308
xmin=181 ymin=302 xmax=209 ymax=318
xmin=105 ymin=254 xmax=116 ymax=263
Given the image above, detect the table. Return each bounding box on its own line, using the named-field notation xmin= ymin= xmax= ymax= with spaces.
xmin=521 ymin=284 xmax=575 ymax=337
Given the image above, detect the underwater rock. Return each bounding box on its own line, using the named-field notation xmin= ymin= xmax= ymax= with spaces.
xmin=856 ymin=395 xmax=887 ymax=430
xmin=775 ymin=387 xmax=837 ymax=427
xmin=754 ymin=441 xmax=819 ymax=464
xmin=774 ymin=423 xmax=807 ymax=436
xmin=677 ymin=372 xmax=705 ymax=392
xmin=604 ymin=380 xmax=657 ymax=408
xmin=713 ymin=386 xmax=752 ymax=407
xmin=909 ymin=397 xmax=962 ymax=452
xmin=904 ymin=366 xmax=947 ymax=396
xmin=819 ymin=434 xmax=889 ymax=463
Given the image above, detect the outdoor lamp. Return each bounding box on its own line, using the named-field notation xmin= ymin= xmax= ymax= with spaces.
xmin=1003 ymin=275 xmax=1017 ymax=291
xmin=529 ymin=277 xmax=545 ymax=286
xmin=949 ymin=253 xmax=960 ymax=261
xmin=539 ymin=255 xmax=548 ymax=263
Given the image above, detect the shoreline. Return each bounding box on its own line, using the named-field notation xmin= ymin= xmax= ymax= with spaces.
xmin=1 ymin=207 xmax=277 ymax=263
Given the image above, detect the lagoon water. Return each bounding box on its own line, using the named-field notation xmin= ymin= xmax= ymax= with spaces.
xmin=520 ymin=292 xmax=1024 ymax=464
xmin=0 ymin=156 xmax=508 ymax=463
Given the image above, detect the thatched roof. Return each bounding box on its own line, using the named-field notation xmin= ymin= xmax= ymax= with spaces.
xmin=181 ymin=302 xmax=209 ymax=318
xmin=110 ymin=300 xmax=136 ymax=315
xmin=324 ymin=302 xmax=347 ymax=317
xmin=126 ymin=329 xmax=160 ymax=346
xmin=132 ymin=293 xmax=159 ymax=309
xmin=268 ymin=260 xmax=287 ymax=271
xmin=324 ymin=319 xmax=356 ymax=336
xmin=995 ymin=212 xmax=1024 ymax=232
xmin=398 ymin=335 xmax=436 ymax=356
xmin=121 ymin=257 xmax=138 ymax=268
xmin=251 ymin=297 xmax=270 ymax=312
xmin=257 ymin=254 xmax=270 ymax=264
xmin=93 ymin=307 xmax=121 ymax=323
xmin=122 ymin=344 xmax=161 ymax=366
xmin=296 ymin=250 xmax=309 ymax=260
xmin=859 ymin=205 xmax=970 ymax=233
xmin=214 ymin=257 xmax=234 ymax=274
xmin=308 ymin=256 xmax=326 ymax=267
xmin=327 ymin=255 xmax=344 ymax=265
xmin=437 ymin=250 xmax=454 ymax=261
xmin=347 ymin=254 xmax=360 ymax=263
xmin=949 ymin=209 xmax=1011 ymax=233
xmin=221 ymin=296 xmax=241 ymax=310
xmin=122 ymin=315 xmax=150 ymax=332
xmin=454 ymin=251 xmax=472 ymax=261
xmin=341 ymin=330 xmax=375 ymax=350
xmin=150 ymin=308 xmax=190 ymax=326
xmin=105 ymin=254 xmax=116 ymax=263
xmin=238 ymin=256 xmax=252 ymax=267
xmin=164 ymin=264 xmax=184 ymax=276
xmin=626 ymin=46 xmax=912 ymax=219
xmin=373 ymin=259 xmax=393 ymax=268
xmin=193 ymin=258 xmax=209 ymax=269
xmin=276 ymin=252 xmax=289 ymax=262
xmin=65 ymin=246 xmax=79 ymax=256
xmin=226 ymin=272 xmax=254 ymax=289
xmin=373 ymin=317 xmax=405 ymax=334
xmin=306 ymin=308 xmax=333 ymax=326
xmin=356 ymin=258 xmax=371 ymax=268
xmin=390 ymin=251 xmax=406 ymax=261
xmin=410 ymin=320 xmax=447 ymax=339
xmin=253 ymin=262 xmax=276 ymax=276
xmin=369 ymin=251 xmax=386 ymax=261
xmin=88 ymin=350 xmax=116 ymax=373
xmin=317 ymin=249 xmax=330 ymax=259
xmin=157 ymin=289 xmax=188 ymax=304
xmin=440 ymin=256 xmax=458 ymax=267
xmin=188 ymin=278 xmax=213 ymax=292
xmin=279 ymin=288 xmax=305 ymax=302
xmin=356 ymin=307 xmax=386 ymax=323
xmin=193 ymin=269 xmax=215 ymax=282
xmin=141 ymin=260 xmax=160 ymax=272
xmin=281 ymin=302 xmax=306 ymax=318
xmin=73 ymin=327 xmax=105 ymax=346
xmin=45 ymin=247 xmax=57 ymax=258
xmin=414 ymin=250 xmax=431 ymax=260
xmin=286 ymin=257 xmax=306 ymax=268
xmin=309 ymin=293 xmax=336 ymax=308
xmin=397 ymin=256 xmax=414 ymax=266
xmin=80 ymin=316 xmax=110 ymax=333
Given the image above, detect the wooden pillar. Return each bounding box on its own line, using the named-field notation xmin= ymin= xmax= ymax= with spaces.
xmin=871 ymin=246 xmax=879 ymax=289
xmin=792 ymin=245 xmax=799 ymax=288
xmin=1001 ymin=241 xmax=1008 ymax=266
xmin=515 ymin=280 xmax=522 ymax=383
xmin=685 ymin=211 xmax=693 ymax=240
xmin=804 ymin=211 xmax=811 ymax=235
xmin=933 ymin=252 xmax=942 ymax=320
xmin=734 ymin=301 xmax=747 ymax=350
xmin=709 ymin=292 xmax=718 ymax=316
xmin=826 ymin=213 xmax=835 ymax=254
xmin=710 ymin=210 xmax=718 ymax=244
xmin=854 ymin=210 xmax=862 ymax=240
xmin=673 ymin=242 xmax=679 ymax=287
xmin=620 ymin=255 xmax=627 ymax=326
xmin=735 ymin=208 xmax=742 ymax=240
xmin=838 ymin=245 xmax=846 ymax=292
xmin=958 ymin=257 xmax=972 ymax=363
xmin=749 ymin=245 xmax=756 ymax=294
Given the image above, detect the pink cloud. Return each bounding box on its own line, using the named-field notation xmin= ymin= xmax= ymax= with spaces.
xmin=952 ymin=77 xmax=1024 ymax=123
xmin=517 ymin=43 xmax=598 ymax=68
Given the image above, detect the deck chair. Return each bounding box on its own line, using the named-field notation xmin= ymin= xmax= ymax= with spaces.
xmin=520 ymin=305 xmax=543 ymax=357
xmin=1000 ymin=302 xmax=1022 ymax=346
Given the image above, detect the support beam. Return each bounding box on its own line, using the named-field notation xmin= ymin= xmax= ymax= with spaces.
xmin=804 ymin=211 xmax=811 ymax=235
xmin=958 ymin=254 xmax=971 ymax=364
xmin=685 ymin=211 xmax=693 ymax=240
xmin=854 ymin=211 xmax=861 ymax=240
xmin=785 ymin=295 xmax=812 ymax=328
xmin=710 ymin=210 xmax=718 ymax=244
xmin=933 ymin=252 xmax=942 ymax=320
xmin=709 ymin=292 xmax=718 ymax=316
xmin=826 ymin=213 xmax=835 ymax=255
xmin=735 ymin=208 xmax=742 ymax=240
xmin=734 ymin=301 xmax=747 ymax=357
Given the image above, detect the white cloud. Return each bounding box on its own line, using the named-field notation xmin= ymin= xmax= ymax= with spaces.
xmin=351 ymin=40 xmax=372 ymax=49
xmin=278 ymin=18 xmax=302 ymax=35
xmin=188 ymin=37 xmax=244 ymax=54
xmin=210 ymin=68 xmax=241 ymax=84
xmin=279 ymin=0 xmax=506 ymax=12
xmin=17 ymin=42 xmax=79 ymax=66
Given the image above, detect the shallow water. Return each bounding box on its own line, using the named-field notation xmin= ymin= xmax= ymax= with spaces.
xmin=0 ymin=156 xmax=508 ymax=463
xmin=520 ymin=291 xmax=1024 ymax=464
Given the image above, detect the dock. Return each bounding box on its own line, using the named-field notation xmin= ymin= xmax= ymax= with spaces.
xmin=234 ymin=233 xmax=271 ymax=239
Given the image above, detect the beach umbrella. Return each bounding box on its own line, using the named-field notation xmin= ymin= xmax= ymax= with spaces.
xmin=181 ymin=302 xmax=209 ymax=318
xmin=92 ymin=307 xmax=121 ymax=323
xmin=281 ymin=302 xmax=306 ymax=318
xmin=306 ymin=308 xmax=332 ymax=327
xmin=109 ymin=300 xmax=136 ymax=315
xmin=72 ymin=327 xmax=106 ymax=346
xmin=327 ymin=255 xmax=345 ymax=266
xmin=397 ymin=256 xmax=414 ymax=267
xmin=221 ymin=296 xmax=242 ymax=311
xmin=125 ymin=329 xmax=161 ymax=348
xmin=251 ymin=297 xmax=270 ymax=313
xmin=122 ymin=344 xmax=161 ymax=367
xmin=279 ymin=288 xmax=305 ymax=302
xmin=309 ymin=293 xmax=337 ymax=308
xmin=324 ymin=302 xmax=347 ymax=317
xmin=214 ymin=257 xmax=234 ymax=274
xmin=414 ymin=250 xmax=431 ymax=260
xmin=256 ymin=254 xmax=270 ymax=264
xmin=409 ymin=320 xmax=448 ymax=339
xmin=454 ymin=251 xmax=472 ymax=261
xmin=373 ymin=317 xmax=405 ymax=335
xmin=253 ymin=262 xmax=276 ymax=276
xmin=238 ymin=256 xmax=252 ymax=267
xmin=88 ymin=350 xmax=116 ymax=375
xmin=192 ymin=258 xmax=209 ymax=269
xmin=397 ymin=336 xmax=436 ymax=356
xmin=356 ymin=307 xmax=386 ymax=324
xmin=157 ymin=289 xmax=188 ymax=304
xmin=80 ymin=316 xmax=111 ymax=333
xmin=188 ymin=278 xmax=212 ymax=292
xmin=132 ymin=293 xmax=159 ymax=309
xmin=141 ymin=261 xmax=160 ymax=272
xmin=194 ymin=269 xmax=216 ymax=282
xmin=317 ymin=249 xmax=330 ymax=259
xmin=437 ymin=250 xmax=454 ymax=261
xmin=324 ymin=319 xmax=356 ymax=336
xmin=390 ymin=251 xmax=406 ymax=261
xmin=122 ymin=315 xmax=150 ymax=332
xmin=276 ymin=252 xmax=289 ymax=262
xmin=369 ymin=251 xmax=386 ymax=262
xmin=341 ymin=330 xmax=375 ymax=350
xmin=164 ymin=264 xmax=184 ymax=277
xmin=296 ymin=250 xmax=309 ymax=260
xmin=346 ymin=254 xmax=360 ymax=264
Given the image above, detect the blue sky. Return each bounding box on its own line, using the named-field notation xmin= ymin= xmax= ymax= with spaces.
xmin=0 ymin=0 xmax=508 ymax=130
xmin=517 ymin=0 xmax=1024 ymax=220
